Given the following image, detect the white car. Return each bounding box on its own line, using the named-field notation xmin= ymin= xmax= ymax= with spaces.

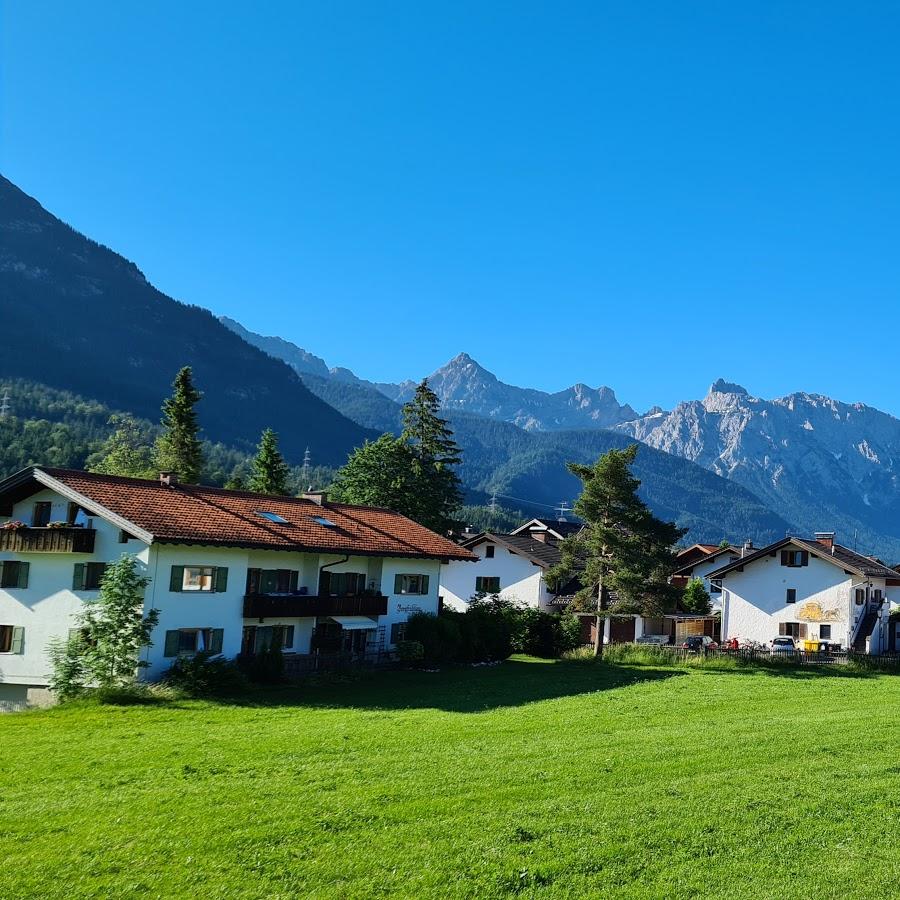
xmin=770 ymin=636 xmax=797 ymax=654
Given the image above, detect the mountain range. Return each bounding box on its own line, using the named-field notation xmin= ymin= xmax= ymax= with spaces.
xmin=223 ymin=319 xmax=900 ymax=560
xmin=4 ymin=172 xmax=898 ymax=556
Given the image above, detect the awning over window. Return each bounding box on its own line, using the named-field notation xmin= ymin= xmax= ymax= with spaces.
xmin=329 ymin=616 xmax=378 ymax=631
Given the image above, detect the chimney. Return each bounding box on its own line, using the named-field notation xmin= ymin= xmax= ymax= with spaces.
xmin=741 ymin=539 xmax=753 ymax=557
xmin=302 ymin=490 xmax=328 ymax=506
xmin=159 ymin=472 xmax=179 ymax=488
xmin=815 ymin=532 xmax=835 ymax=553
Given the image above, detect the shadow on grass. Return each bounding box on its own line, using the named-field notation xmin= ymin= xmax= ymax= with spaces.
xmin=215 ymin=657 xmax=685 ymax=713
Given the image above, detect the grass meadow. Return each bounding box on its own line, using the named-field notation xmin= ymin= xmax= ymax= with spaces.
xmin=3 ymin=654 xmax=900 ymax=899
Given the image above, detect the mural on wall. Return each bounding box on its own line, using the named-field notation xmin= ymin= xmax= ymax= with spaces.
xmin=796 ymin=601 xmax=843 ymax=622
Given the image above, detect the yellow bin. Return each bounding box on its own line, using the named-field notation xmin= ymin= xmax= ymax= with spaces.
xmin=801 ymin=639 xmax=821 ymax=652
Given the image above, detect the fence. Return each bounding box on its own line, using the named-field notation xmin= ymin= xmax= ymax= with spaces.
xmin=282 ymin=649 xmax=395 ymax=678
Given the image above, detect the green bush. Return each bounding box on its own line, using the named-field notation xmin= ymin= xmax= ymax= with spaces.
xmin=405 ymin=612 xmax=462 ymax=664
xmin=239 ymin=642 xmax=287 ymax=685
xmin=396 ymin=640 xmax=425 ymax=663
xmin=163 ymin=651 xmax=249 ymax=696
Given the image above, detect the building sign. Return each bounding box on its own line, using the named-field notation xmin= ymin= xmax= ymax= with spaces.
xmin=397 ymin=603 xmax=424 ymax=614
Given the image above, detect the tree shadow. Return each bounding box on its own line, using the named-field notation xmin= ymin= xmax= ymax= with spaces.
xmin=218 ymin=656 xmax=684 ymax=713
xmin=691 ymin=661 xmax=880 ymax=680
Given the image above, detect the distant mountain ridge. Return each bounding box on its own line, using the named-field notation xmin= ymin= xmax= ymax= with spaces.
xmin=0 ymin=176 xmax=374 ymax=465
xmin=222 ymin=317 xmax=900 ymax=558
xmin=220 ymin=319 xmax=642 ymax=430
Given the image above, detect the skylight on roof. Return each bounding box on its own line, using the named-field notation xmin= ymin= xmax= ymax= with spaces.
xmin=312 ymin=515 xmax=338 ymax=528
xmin=256 ymin=511 xmax=289 ymax=524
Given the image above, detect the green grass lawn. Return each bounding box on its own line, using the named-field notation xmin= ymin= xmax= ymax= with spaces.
xmin=4 ymin=656 xmax=900 ymax=899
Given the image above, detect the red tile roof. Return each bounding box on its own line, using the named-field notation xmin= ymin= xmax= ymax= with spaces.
xmin=7 ymin=468 xmax=476 ymax=561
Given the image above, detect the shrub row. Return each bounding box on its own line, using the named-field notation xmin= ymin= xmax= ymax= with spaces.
xmin=404 ymin=598 xmax=582 ymax=665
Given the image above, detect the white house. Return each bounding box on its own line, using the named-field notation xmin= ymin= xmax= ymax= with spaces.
xmin=709 ymin=532 xmax=900 ymax=653
xmin=0 ymin=467 xmax=475 ymax=708
xmin=441 ymin=518 xmax=581 ymax=612
xmin=671 ymin=542 xmax=744 ymax=610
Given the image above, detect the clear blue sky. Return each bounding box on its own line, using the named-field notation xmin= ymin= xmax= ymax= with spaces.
xmin=3 ymin=2 xmax=900 ymax=415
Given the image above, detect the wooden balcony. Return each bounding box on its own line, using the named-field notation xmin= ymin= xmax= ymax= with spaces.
xmin=243 ymin=592 xmax=388 ymax=619
xmin=0 ymin=526 xmax=96 ymax=554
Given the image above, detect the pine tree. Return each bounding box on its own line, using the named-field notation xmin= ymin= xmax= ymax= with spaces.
xmin=400 ymin=380 xmax=463 ymax=535
xmin=330 ymin=434 xmax=419 ymax=514
xmin=248 ymin=429 xmax=291 ymax=495
xmin=87 ymin=414 xmax=155 ymax=478
xmin=154 ymin=367 xmax=203 ymax=483
xmin=550 ymin=445 xmax=686 ymax=655
xmin=682 ymin=578 xmax=712 ymax=615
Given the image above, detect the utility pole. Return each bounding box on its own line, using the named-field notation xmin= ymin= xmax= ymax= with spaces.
xmin=300 ymin=447 xmax=312 ymax=489
xmin=555 ymin=500 xmax=570 ymax=522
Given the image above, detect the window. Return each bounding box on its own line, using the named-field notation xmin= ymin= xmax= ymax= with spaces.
xmin=820 ymin=625 xmax=832 ymax=640
xmin=786 ymin=589 xmax=796 ymax=604
xmin=874 ymin=589 xmax=883 ymax=602
xmin=390 ymin=622 xmax=407 ymax=644
xmin=118 ymin=530 xmax=130 ymax=544
xmin=855 ymin=588 xmax=865 ymax=605
xmin=241 ymin=625 xmax=295 ymax=653
xmin=312 ymin=516 xmax=339 ymax=528
xmin=32 ymin=502 xmax=52 ymax=527
xmin=320 ymin=571 xmax=366 ymax=596
xmin=475 ymin=576 xmax=501 ymax=594
xmin=0 ymin=561 xmax=29 ymax=589
xmin=394 ymin=574 xmax=429 ymax=595
xmin=163 ymin=628 xmax=223 ymax=657
xmin=0 ymin=625 xmax=24 ymax=653
xmin=256 ymin=511 xmax=289 ymax=524
xmin=780 ymin=549 xmax=809 ymax=568
xmin=169 ymin=566 xmax=228 ymax=593
xmin=72 ymin=562 xmax=107 ymax=591
xmin=485 ymin=545 xmax=495 ymax=558
xmin=246 ymin=569 xmax=299 ymax=594
xmin=779 ymin=622 xmax=806 ymax=638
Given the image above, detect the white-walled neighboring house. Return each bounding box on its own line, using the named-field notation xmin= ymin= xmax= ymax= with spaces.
xmin=441 ymin=519 xmax=581 ymax=612
xmin=709 ymin=532 xmax=899 ymax=653
xmin=0 ymin=467 xmax=475 ymax=708
xmin=671 ymin=543 xmax=744 ymax=610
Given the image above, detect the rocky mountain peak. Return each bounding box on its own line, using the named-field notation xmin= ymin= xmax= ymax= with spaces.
xmin=708 ymin=378 xmax=750 ymax=397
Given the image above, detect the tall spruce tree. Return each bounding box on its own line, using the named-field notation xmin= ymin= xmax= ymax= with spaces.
xmin=154 ymin=367 xmax=203 ymax=483
xmin=550 ymin=444 xmax=686 ymax=655
xmin=400 ymin=380 xmax=463 ymax=535
xmin=248 ymin=428 xmax=291 ymax=495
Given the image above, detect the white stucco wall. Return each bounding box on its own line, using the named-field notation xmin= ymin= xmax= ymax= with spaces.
xmin=440 ymin=541 xmax=548 ymax=611
xmin=0 ymin=488 xmax=150 ymax=687
xmin=719 ymin=551 xmax=875 ymax=647
xmin=0 ymin=486 xmax=450 ymax=689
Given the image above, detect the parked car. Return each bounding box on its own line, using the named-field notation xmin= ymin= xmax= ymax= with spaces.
xmin=681 ymin=635 xmax=717 ymax=652
xmin=636 ymin=634 xmax=670 ymax=645
xmin=770 ymin=636 xmax=797 ymax=654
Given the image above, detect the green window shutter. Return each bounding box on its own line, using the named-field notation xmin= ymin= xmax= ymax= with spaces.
xmin=289 ymin=570 xmax=299 ymax=592
xmin=209 ymin=628 xmax=224 ymax=654
xmin=163 ymin=630 xmax=180 ymax=657
xmin=72 ymin=563 xmax=86 ymax=591
xmin=214 ymin=567 xmax=229 ymax=592
xmin=10 ymin=626 xmax=24 ymax=654
xmin=169 ymin=566 xmax=184 ymax=592
xmin=420 ymin=575 xmax=429 ymax=595
xmin=319 ymin=571 xmax=331 ymax=596
xmin=16 ymin=562 xmax=29 ymax=589
xmin=394 ymin=574 xmax=403 ymax=594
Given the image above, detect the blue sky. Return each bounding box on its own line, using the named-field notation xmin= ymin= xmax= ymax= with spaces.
xmin=2 ymin=2 xmax=900 ymax=415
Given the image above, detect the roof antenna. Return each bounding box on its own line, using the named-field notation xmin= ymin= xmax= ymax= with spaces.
xmin=555 ymin=501 xmax=570 ymax=522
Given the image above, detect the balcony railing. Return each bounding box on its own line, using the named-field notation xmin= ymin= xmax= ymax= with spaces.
xmin=0 ymin=526 xmax=96 ymax=554
xmin=243 ymin=592 xmax=388 ymax=619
